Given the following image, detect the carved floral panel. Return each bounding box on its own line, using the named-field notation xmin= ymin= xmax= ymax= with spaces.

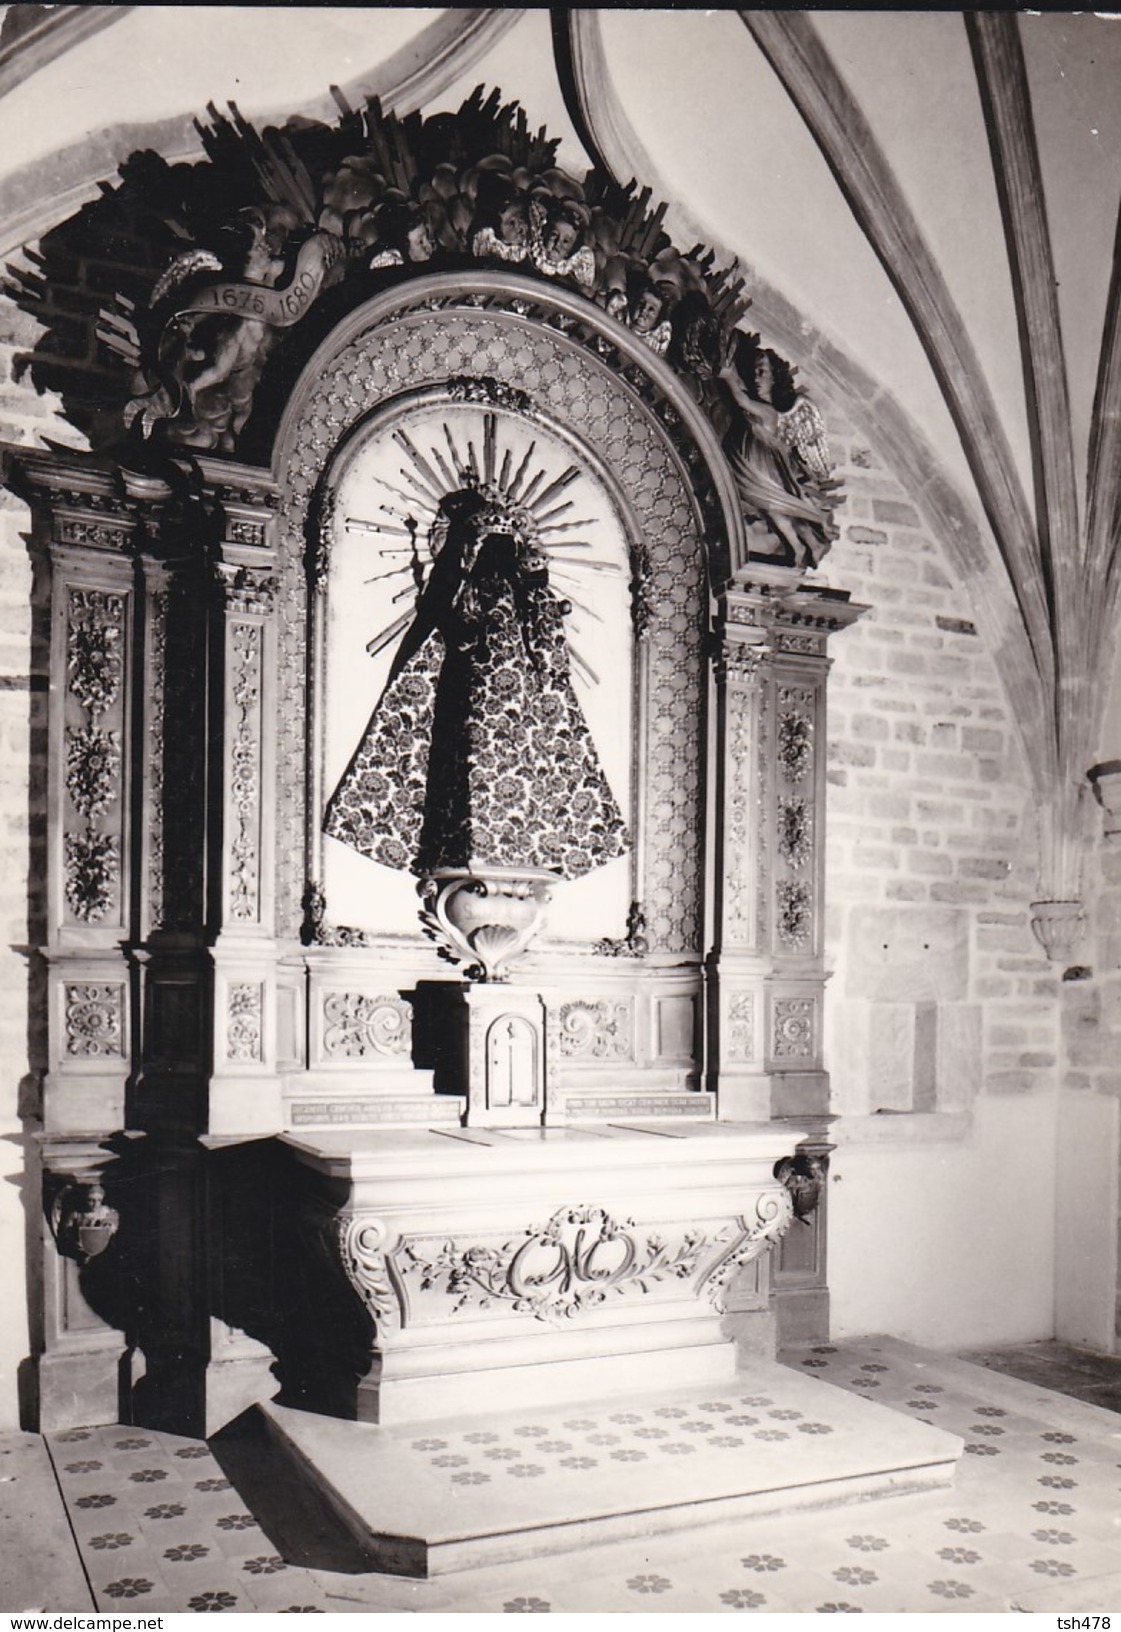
xmin=63 ymin=587 xmax=126 ymax=926
xmin=64 ymin=983 xmax=125 ymax=1059
xmin=726 ymin=992 xmax=756 ymax=1063
xmin=556 ymin=999 xmax=632 ymax=1060
xmin=322 ymin=992 xmax=412 ymax=1059
xmin=772 ymin=998 xmax=815 ymax=1061
xmin=226 ymin=982 xmax=263 ymax=1062
xmin=339 ymin=1192 xmax=795 ymax=1333
xmin=227 ymin=621 xmax=262 ymax=924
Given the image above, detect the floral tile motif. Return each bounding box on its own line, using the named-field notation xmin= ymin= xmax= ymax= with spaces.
xmin=720 ymin=1588 xmax=767 ymax=1608
xmin=90 ymin=1533 xmax=134 ymax=1551
xmin=817 ymin=1601 xmax=863 ymax=1612
xmin=741 ymin=1555 xmax=785 ymax=1573
xmin=938 ymin=1547 xmax=981 ymax=1566
xmin=103 ymin=1578 xmax=155 ymax=1599
xmin=627 ymin=1574 xmax=672 ymax=1594
xmin=833 ymin=1567 xmax=877 ymax=1586
xmin=846 ymin=1536 xmax=889 ymax=1552
xmin=187 ymin=1590 xmax=239 ymax=1612
xmin=928 ymin=1579 xmax=974 ymax=1599
xmin=504 ymin=1596 xmax=551 ymax=1612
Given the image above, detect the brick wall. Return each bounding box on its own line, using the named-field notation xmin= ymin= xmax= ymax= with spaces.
xmin=819 ymin=414 xmax=1057 ymax=1118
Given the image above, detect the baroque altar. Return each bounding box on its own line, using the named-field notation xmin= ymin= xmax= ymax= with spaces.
xmin=0 ymin=85 xmax=959 ymax=1563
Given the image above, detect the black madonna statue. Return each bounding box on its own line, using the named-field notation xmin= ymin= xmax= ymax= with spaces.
xmin=323 ymin=483 xmax=629 ymax=899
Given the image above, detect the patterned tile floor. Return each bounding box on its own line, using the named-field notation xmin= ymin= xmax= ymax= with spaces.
xmin=44 ymin=1336 xmax=1121 ymax=1613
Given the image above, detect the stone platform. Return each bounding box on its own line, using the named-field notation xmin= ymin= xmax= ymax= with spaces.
xmin=258 ymin=1361 xmax=963 ymax=1577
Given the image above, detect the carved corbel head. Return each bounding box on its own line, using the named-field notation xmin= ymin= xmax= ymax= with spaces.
xmin=49 ymin=1180 xmax=120 ymax=1265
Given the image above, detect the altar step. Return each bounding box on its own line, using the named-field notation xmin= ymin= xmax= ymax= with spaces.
xmin=258 ymin=1360 xmax=962 ymax=1578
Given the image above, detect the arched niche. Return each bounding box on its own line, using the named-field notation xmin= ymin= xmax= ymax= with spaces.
xmin=262 ymin=270 xmax=743 ymax=1128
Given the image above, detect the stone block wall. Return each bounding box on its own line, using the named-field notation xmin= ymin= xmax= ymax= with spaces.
xmin=817 ymin=417 xmax=1056 ymax=1118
